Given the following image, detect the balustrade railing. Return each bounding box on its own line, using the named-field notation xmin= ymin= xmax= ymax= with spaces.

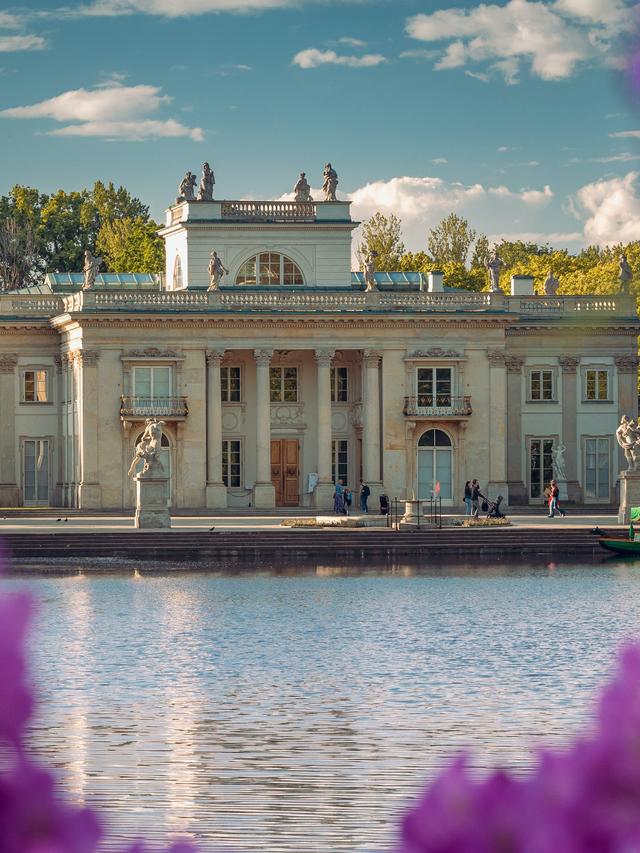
xmin=2 ymin=295 xmax=63 ymax=314
xmin=221 ymin=200 xmax=316 ymax=222
xmin=120 ymin=396 xmax=188 ymax=419
xmin=507 ymin=295 xmax=635 ymax=315
xmin=403 ymin=395 xmax=472 ymax=417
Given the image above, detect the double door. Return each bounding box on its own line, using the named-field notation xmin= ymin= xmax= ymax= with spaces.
xmin=23 ymin=439 xmax=50 ymax=505
xmin=271 ymin=439 xmax=300 ymax=506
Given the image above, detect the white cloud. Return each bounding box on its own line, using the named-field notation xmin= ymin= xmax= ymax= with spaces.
xmin=488 ymin=229 xmax=583 ymax=244
xmin=75 ymin=0 xmax=304 ymax=16
xmin=0 ymin=34 xmax=46 ymax=51
xmin=292 ymin=48 xmax=386 ymax=69
xmin=465 ymin=69 xmax=490 ymax=82
xmin=0 ymin=82 xmax=203 ymax=141
xmin=498 ymin=146 xmax=513 ymax=152
xmin=594 ymin=152 xmax=640 ymax=163
xmin=572 ymin=171 xmax=640 ymax=246
xmin=400 ymin=48 xmax=440 ymax=60
xmin=405 ymin=0 xmax=627 ymax=84
xmin=610 ymin=130 xmax=640 ymax=139
xmin=338 ymin=36 xmax=366 ymax=47
xmin=432 ymin=157 xmax=448 ymax=164
xmin=0 ymin=12 xmax=23 ymax=28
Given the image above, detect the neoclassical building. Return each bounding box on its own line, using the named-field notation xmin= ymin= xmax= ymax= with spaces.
xmin=0 ymin=189 xmax=638 ymax=510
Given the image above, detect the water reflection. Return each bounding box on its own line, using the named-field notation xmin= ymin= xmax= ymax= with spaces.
xmin=5 ymin=558 xmax=640 ymax=852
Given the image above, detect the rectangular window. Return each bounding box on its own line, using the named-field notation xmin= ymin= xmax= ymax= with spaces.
xmin=222 ymin=439 xmax=242 ymax=487
xmin=584 ymin=437 xmax=610 ymax=501
xmin=529 ymin=369 xmax=554 ymax=401
xmin=417 ymin=367 xmax=452 ymax=406
xmin=332 ymin=439 xmax=349 ymax=485
xmin=133 ymin=366 xmax=171 ymax=398
xmin=585 ymin=369 xmax=609 ymax=401
xmin=23 ymin=439 xmax=49 ymax=504
xmin=529 ymin=438 xmax=554 ymax=499
xmin=270 ymin=366 xmax=298 ymax=402
xmin=23 ymin=369 xmax=48 ymax=403
xmin=330 ymin=367 xmax=348 ymax=402
xmin=221 ymin=366 xmax=241 ymax=402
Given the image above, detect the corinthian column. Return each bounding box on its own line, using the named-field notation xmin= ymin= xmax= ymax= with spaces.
xmin=363 ymin=350 xmax=383 ymax=501
xmin=0 ymin=354 xmax=19 ymax=506
xmin=559 ymin=356 xmax=580 ymax=502
xmin=505 ymin=355 xmax=525 ymax=504
xmin=205 ymin=349 xmax=227 ymax=509
xmin=77 ymin=350 xmax=102 ymax=509
xmin=252 ymin=349 xmax=276 ymax=508
xmin=314 ymin=349 xmax=335 ymax=509
xmin=486 ymin=349 xmax=508 ymax=504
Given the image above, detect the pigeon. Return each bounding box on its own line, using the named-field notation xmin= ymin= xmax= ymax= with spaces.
xmin=56 ymin=518 xmax=62 ymax=522
xmin=591 ymin=527 xmax=606 ymax=536
xmin=63 ymin=518 xmax=68 ymax=522
xmin=208 ymin=526 xmax=216 ymax=532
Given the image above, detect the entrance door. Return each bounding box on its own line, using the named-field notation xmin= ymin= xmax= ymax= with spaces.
xmin=271 ymin=439 xmax=300 ymax=506
xmin=417 ymin=429 xmax=453 ymax=502
xmin=529 ymin=438 xmax=554 ymax=500
xmin=584 ymin=437 xmax=610 ymax=503
xmin=23 ymin=439 xmax=50 ymax=505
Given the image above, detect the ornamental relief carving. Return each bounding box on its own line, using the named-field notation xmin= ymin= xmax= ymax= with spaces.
xmin=409 ymin=347 xmax=460 ymax=359
xmin=127 ymin=347 xmax=179 ymax=359
xmin=0 ymin=353 xmax=18 ymax=374
xmin=270 ymin=404 xmax=306 ymax=428
xmin=559 ymin=356 xmax=580 ymax=374
xmin=614 ymin=355 xmax=640 ymax=373
xmin=486 ymin=349 xmax=506 ymax=366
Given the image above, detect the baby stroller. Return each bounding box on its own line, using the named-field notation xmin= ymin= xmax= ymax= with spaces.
xmin=479 ymin=492 xmax=506 ymax=519
xmin=379 ymin=494 xmax=389 ymax=516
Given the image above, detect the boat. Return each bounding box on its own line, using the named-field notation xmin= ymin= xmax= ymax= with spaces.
xmin=599 ymin=538 xmax=640 ymax=556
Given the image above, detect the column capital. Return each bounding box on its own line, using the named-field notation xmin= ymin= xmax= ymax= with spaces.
xmin=559 ymin=356 xmax=579 ymax=374
xmin=486 ymin=349 xmax=506 ymax=366
xmin=615 ymin=354 xmax=640 ymax=374
xmin=54 ymin=354 xmax=63 ymax=374
xmin=206 ymin=349 xmax=226 ymax=367
xmin=314 ymin=348 xmax=335 ymax=367
xmin=505 ymin=355 xmax=525 ymax=374
xmin=75 ymin=350 xmax=100 ymax=367
xmin=0 ymin=353 xmax=18 ymax=374
xmin=363 ymin=349 xmax=382 ymax=368
xmin=254 ymin=348 xmax=273 ymax=367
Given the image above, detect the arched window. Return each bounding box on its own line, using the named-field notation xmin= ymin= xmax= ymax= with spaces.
xmin=417 ymin=429 xmax=453 ymax=500
xmin=173 ymin=255 xmax=183 ymax=290
xmin=418 ymin=429 xmax=452 ymax=447
xmin=235 ymin=252 xmax=304 ymax=286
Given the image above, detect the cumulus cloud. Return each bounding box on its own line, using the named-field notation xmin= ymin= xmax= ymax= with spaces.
xmin=572 ymin=171 xmax=640 ymax=246
xmin=610 ymin=130 xmax=640 ymax=139
xmin=338 ymin=36 xmax=366 ymax=47
xmin=0 ymin=82 xmax=204 ymax=141
xmin=405 ymin=0 xmax=627 ymax=84
xmin=75 ymin=0 xmax=303 ymax=16
xmin=0 ymin=34 xmax=46 ymax=51
xmin=292 ymin=48 xmax=386 ymax=69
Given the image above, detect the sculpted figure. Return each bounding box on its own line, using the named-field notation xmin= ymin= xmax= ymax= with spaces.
xmin=616 ymin=415 xmax=640 ymax=472
xmin=82 ymin=250 xmax=102 ymax=291
xmin=544 ymin=270 xmax=560 ymax=296
xmin=486 ymin=250 xmax=504 ymax=293
xmin=552 ymin=442 xmax=567 ymax=482
xmin=178 ymin=171 xmax=197 ymax=202
xmin=208 ymin=251 xmax=228 ymax=291
xmin=293 ymin=172 xmax=312 ymax=202
xmin=128 ymin=418 xmax=166 ymax=477
xmin=322 ymin=163 xmax=338 ymax=201
xmin=363 ymin=249 xmax=378 ymax=292
xmin=198 ymin=162 xmax=215 ymax=201
xmin=619 ymin=253 xmax=633 ymax=293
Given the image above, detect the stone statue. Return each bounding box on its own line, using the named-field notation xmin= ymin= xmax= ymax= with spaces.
xmin=82 ymin=250 xmax=102 ymax=291
xmin=552 ymin=442 xmax=567 ymax=482
xmin=198 ymin=162 xmax=215 ymax=201
xmin=486 ymin=250 xmax=504 ymax=293
xmin=208 ymin=251 xmax=228 ymax=291
xmin=616 ymin=415 xmax=640 ymax=472
xmin=322 ymin=163 xmax=338 ymax=202
xmin=178 ymin=171 xmax=197 ymax=202
xmin=128 ymin=418 xmax=166 ymax=477
xmin=294 ymin=172 xmax=312 ymax=202
xmin=619 ymin=253 xmax=633 ymax=293
xmin=363 ymin=249 xmax=378 ymax=292
xmin=544 ymin=270 xmax=559 ymax=296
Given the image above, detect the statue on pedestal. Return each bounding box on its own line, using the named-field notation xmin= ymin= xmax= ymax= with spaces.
xmin=544 ymin=270 xmax=560 ymax=296
xmin=619 ymin=253 xmax=633 ymax=294
xmin=616 ymin=415 xmax=640 ymax=471
xmin=198 ymin=162 xmax=215 ymax=201
xmin=486 ymin=250 xmax=504 ymax=293
xmin=82 ymin=250 xmax=102 ymax=291
xmin=128 ymin=418 xmax=166 ymax=477
xmin=552 ymin=442 xmax=567 ymax=482
xmin=363 ymin=249 xmax=378 ymax=292
xmin=322 ymin=163 xmax=338 ymax=201
xmin=293 ymin=172 xmax=312 ymax=202
xmin=178 ymin=171 xmax=197 ymax=202
xmin=208 ymin=251 xmax=228 ymax=291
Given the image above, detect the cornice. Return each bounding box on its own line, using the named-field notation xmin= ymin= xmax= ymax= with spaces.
xmin=508 ymin=325 xmax=639 ymax=336
xmin=59 ymin=317 xmax=514 ymax=331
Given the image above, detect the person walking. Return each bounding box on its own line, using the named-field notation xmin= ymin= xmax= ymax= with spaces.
xmin=464 ymin=480 xmax=472 ymax=516
xmin=548 ymin=479 xmax=566 ymax=518
xmin=334 ymin=479 xmax=345 ymax=515
xmin=471 ymin=479 xmax=480 ymax=517
xmin=344 ymin=487 xmax=353 ymax=516
xmin=359 ymin=481 xmax=370 ymax=513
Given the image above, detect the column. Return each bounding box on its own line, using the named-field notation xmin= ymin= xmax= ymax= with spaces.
xmin=486 ymin=350 xmax=508 ymax=503
xmin=313 ymin=349 xmax=335 ymax=509
xmin=362 ymin=350 xmax=383 ymax=503
xmin=559 ymin=356 xmax=580 ymax=503
xmin=54 ymin=355 xmax=64 ymax=506
xmin=205 ymin=349 xmax=228 ymax=508
xmin=252 ymin=349 xmax=276 ymax=508
xmin=77 ymin=350 xmax=102 ymax=509
xmin=505 ymin=355 xmax=526 ymax=504
xmin=0 ymin=354 xmax=19 ymax=506
xmin=615 ymin=355 xmax=639 ymax=475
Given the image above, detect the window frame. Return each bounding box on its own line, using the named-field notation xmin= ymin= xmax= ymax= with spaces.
xmin=416 ymin=366 xmax=453 ymax=406
xmin=21 ymin=367 xmax=50 ymax=404
xmin=235 ymin=252 xmax=305 ymax=286
xmin=331 ymin=438 xmax=349 ymax=486
xmin=330 ymin=366 xmax=349 ymax=403
xmin=132 ymin=365 xmax=173 ymax=399
xmin=220 ymin=366 xmax=242 ymax=403
xmin=222 ymin=438 xmax=242 ymax=488
xmin=527 ymin=367 xmax=557 ymax=403
xmin=172 ymin=255 xmax=183 ymax=290
xmin=269 ymin=366 xmax=299 ymax=403
xmin=583 ymin=367 xmax=611 ymax=403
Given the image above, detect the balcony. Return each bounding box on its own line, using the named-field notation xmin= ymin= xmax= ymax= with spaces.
xmin=120 ymin=396 xmax=188 ymax=422
xmin=403 ymin=395 xmax=472 ymax=418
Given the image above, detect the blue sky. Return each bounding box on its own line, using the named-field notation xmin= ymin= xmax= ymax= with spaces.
xmin=0 ymin=0 xmax=638 ymax=252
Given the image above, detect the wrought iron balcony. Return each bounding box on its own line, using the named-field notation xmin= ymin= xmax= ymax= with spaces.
xmin=403 ymin=395 xmax=472 ymax=418
xmin=120 ymin=395 xmax=188 ymax=421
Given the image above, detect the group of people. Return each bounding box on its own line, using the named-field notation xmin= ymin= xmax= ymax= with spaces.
xmin=334 ymin=480 xmax=370 ymax=515
xmin=463 ymin=480 xmax=482 ymax=516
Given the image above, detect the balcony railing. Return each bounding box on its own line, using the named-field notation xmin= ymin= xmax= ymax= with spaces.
xmin=403 ymin=395 xmax=472 ymax=417
xmin=221 ymin=200 xmax=316 ymax=222
xmin=120 ymin=396 xmax=188 ymax=420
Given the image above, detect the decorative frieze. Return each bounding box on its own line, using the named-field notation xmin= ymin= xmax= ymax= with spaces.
xmin=614 ymin=355 xmax=640 ymax=374
xmin=0 ymin=353 xmax=18 ymax=374
xmin=409 ymin=347 xmax=460 ymax=359
xmin=559 ymin=356 xmax=579 ymax=374
xmin=127 ymin=348 xmax=179 ymax=359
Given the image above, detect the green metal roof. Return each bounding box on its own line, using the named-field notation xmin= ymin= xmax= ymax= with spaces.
xmin=44 ymin=273 xmax=160 ymax=292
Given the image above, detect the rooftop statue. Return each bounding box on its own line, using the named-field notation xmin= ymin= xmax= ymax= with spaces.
xmin=544 ymin=270 xmax=560 ymax=296
xmin=178 ymin=171 xmax=197 ymax=202
xmin=616 ymin=414 xmax=640 ymax=472
xmin=128 ymin=418 xmax=166 ymax=477
xmin=486 ymin=250 xmax=504 ymax=293
xmin=363 ymin=249 xmax=378 ymax=292
xmin=294 ymin=172 xmax=312 ymax=203
xmin=322 ymin=163 xmax=338 ymax=202
xmin=208 ymin=250 xmax=228 ymax=291
xmin=620 ymin=253 xmax=633 ymax=293
xmin=198 ymin=162 xmax=215 ymax=201
xmin=82 ymin=250 xmax=102 ymax=291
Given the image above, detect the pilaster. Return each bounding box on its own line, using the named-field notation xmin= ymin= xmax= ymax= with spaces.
xmin=486 ymin=350 xmax=508 ymax=504
xmin=253 ymin=348 xmax=276 ymax=508
xmin=505 ymin=355 xmax=526 ymax=504
xmin=363 ymin=350 xmax=383 ymax=501
xmin=205 ymin=349 xmax=227 ymax=509
xmin=76 ymin=349 xmax=102 ymax=509
xmin=0 ymin=354 xmax=19 ymax=506
xmin=314 ymin=348 xmax=335 ymax=509
xmin=559 ymin=356 xmax=580 ymax=503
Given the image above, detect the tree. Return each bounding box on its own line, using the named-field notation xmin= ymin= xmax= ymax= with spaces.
xmin=0 ymin=217 xmax=46 ymax=291
xmin=427 ymin=213 xmax=476 ymax=267
xmin=470 ymin=234 xmax=491 ymax=270
xmin=358 ymin=212 xmax=405 ymax=271
xmin=96 ymin=217 xmax=164 ymax=273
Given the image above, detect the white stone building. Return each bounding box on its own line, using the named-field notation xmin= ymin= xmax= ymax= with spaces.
xmin=0 ymin=192 xmax=637 ymax=510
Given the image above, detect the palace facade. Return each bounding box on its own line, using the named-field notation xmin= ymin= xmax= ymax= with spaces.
xmin=0 ymin=192 xmax=638 ymax=510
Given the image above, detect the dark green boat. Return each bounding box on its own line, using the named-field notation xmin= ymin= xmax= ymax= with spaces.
xmin=599 ymin=538 xmax=640 ymax=556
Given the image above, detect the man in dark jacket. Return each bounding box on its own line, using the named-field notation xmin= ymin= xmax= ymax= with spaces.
xmin=360 ymin=481 xmax=370 ymax=513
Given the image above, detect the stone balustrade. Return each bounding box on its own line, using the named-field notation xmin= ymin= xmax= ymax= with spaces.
xmin=120 ymin=395 xmax=189 ymax=420
xmin=403 ymin=395 xmax=473 ymax=418
xmin=506 ymin=295 xmax=636 ymax=315
xmin=1 ymin=294 xmax=64 ymax=315
xmin=221 ymin=200 xmax=316 ymax=222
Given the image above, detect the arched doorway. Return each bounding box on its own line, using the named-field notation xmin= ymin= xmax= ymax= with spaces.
xmin=132 ymin=430 xmax=172 ymax=507
xmin=417 ymin=428 xmax=453 ymax=502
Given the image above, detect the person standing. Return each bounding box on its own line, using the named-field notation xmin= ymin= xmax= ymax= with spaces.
xmin=344 ymin=487 xmax=352 ymax=516
xmin=471 ymin=479 xmax=480 ymax=517
xmin=548 ymin=479 xmax=565 ymax=518
xmin=360 ymin=481 xmax=370 ymax=513
xmin=464 ymin=480 xmax=472 ymax=516
xmin=334 ymin=480 xmax=345 ymax=515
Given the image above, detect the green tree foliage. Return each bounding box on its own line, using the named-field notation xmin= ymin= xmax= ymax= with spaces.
xmin=0 ymin=217 xmax=45 ymax=291
xmin=427 ymin=212 xmax=477 ymax=266
xmin=96 ymin=217 xmax=164 ymax=273
xmin=358 ymin=212 xmax=405 ymax=271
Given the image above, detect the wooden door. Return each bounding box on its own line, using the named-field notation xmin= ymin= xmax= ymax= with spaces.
xmin=271 ymin=439 xmax=299 ymax=506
